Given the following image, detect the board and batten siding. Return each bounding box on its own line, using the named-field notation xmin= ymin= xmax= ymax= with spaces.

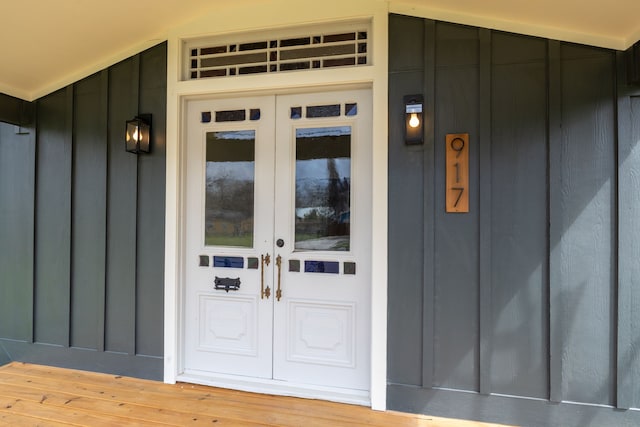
xmin=388 ymin=14 xmax=640 ymax=427
xmin=0 ymin=43 xmax=166 ymax=379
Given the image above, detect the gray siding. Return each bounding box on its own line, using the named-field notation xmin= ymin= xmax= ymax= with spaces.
xmin=557 ymin=44 xmax=617 ymax=406
xmin=387 ymin=14 xmax=425 ymax=385
xmin=0 ymin=43 xmax=166 ymax=379
xmin=34 ymin=87 xmax=72 ymax=346
xmin=105 ymin=57 xmax=138 ymax=354
xmin=71 ymin=71 xmax=108 ymax=350
xmin=626 ymin=95 xmax=640 ymax=407
xmin=388 ymin=14 xmax=640 ymax=426
xmin=489 ymin=32 xmax=549 ymax=399
xmin=136 ymin=47 xmax=167 ymax=357
xmin=0 ymin=123 xmax=35 ymax=342
xmin=433 ymin=23 xmax=480 ymax=391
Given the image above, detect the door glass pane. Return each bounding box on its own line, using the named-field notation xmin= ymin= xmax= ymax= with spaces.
xmin=205 ymin=130 xmax=255 ymax=247
xmin=295 ymin=126 xmax=351 ymax=251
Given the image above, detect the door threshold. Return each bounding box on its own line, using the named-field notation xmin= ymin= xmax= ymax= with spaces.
xmin=178 ymin=370 xmax=370 ymax=407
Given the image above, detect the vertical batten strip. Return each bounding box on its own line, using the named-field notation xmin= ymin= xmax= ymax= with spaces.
xmin=27 ymin=117 xmax=36 ymax=344
xmin=421 ymin=18 xmax=436 ymax=389
xmin=132 ymin=54 xmax=141 ymax=356
xmin=31 ymin=107 xmax=38 ymax=346
xmin=97 ymin=69 xmax=109 ymax=353
xmin=615 ymin=50 xmax=633 ymax=410
xmin=547 ymin=40 xmax=563 ymax=403
xmin=64 ymin=85 xmax=74 ymax=348
xmin=478 ymin=28 xmax=492 ymax=396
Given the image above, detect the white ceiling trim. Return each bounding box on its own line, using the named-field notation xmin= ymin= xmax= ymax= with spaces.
xmin=0 ymin=82 xmax=29 ymax=103
xmin=627 ymin=26 xmax=640 ymax=50
xmin=390 ymin=1 xmax=630 ymax=50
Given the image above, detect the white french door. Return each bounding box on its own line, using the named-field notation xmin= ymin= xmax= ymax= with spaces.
xmin=182 ymin=89 xmax=372 ymax=396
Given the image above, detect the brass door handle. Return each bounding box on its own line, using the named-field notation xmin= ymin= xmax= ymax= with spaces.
xmin=261 ymin=254 xmax=271 ymax=299
xmin=275 ymin=255 xmax=282 ymax=301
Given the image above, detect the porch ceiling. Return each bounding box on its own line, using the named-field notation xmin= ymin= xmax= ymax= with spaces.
xmin=1 ymin=0 xmax=639 ymax=101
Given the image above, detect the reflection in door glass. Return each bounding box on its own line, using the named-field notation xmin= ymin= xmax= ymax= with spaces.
xmin=205 ymin=130 xmax=255 ymax=247
xmin=295 ymin=126 xmax=351 ymax=251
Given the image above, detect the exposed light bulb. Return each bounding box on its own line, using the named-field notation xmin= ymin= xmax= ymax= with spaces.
xmin=409 ymin=113 xmax=420 ymax=128
xmin=132 ymin=127 xmax=140 ymax=142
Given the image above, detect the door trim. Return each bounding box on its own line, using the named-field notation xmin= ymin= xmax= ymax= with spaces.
xmin=164 ymin=5 xmax=389 ymax=410
xmin=176 ymin=88 xmax=372 ymax=405
xmin=166 ymin=84 xmax=387 ymax=409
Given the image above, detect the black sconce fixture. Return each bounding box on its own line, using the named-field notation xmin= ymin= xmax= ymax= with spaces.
xmin=404 ymin=94 xmax=423 ymax=145
xmin=125 ymin=114 xmax=151 ymax=154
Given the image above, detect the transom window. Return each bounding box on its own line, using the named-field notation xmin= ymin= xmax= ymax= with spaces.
xmin=183 ymin=22 xmax=370 ymax=81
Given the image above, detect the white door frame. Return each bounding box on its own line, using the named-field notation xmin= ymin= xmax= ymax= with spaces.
xmin=166 ymin=87 xmax=387 ymax=409
xmin=163 ymin=3 xmax=388 ymax=410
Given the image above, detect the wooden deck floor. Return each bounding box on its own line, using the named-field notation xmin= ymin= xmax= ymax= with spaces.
xmin=0 ymin=362 xmax=510 ymax=426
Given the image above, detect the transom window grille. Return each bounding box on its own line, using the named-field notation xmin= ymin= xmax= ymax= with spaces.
xmin=184 ymin=24 xmax=369 ymax=80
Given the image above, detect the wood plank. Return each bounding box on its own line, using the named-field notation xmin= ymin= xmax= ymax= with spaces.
xmin=0 ymin=384 xmax=256 ymax=426
xmin=0 ymin=411 xmax=72 ymax=427
xmin=0 ymin=375 xmax=301 ymax=427
xmin=0 ymin=363 xmax=509 ymax=427
xmin=445 ymin=133 xmax=470 ymax=213
xmin=0 ymin=370 xmax=387 ymax=427
xmin=0 ymin=394 xmax=169 ymax=427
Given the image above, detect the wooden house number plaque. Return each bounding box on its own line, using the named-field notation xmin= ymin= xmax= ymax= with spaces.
xmin=445 ymin=133 xmax=469 ymax=213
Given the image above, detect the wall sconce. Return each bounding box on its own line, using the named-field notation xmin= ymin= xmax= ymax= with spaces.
xmin=404 ymin=94 xmax=423 ymax=145
xmin=125 ymin=114 xmax=151 ymax=154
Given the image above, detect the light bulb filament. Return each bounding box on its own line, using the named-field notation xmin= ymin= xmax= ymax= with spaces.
xmin=409 ymin=113 xmax=420 ymax=128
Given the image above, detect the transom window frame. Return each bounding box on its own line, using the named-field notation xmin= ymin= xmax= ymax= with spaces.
xmin=181 ymin=20 xmax=372 ymax=81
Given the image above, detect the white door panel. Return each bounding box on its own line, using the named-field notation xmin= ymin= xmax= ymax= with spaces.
xmin=272 ymin=90 xmax=372 ymax=390
xmin=183 ymin=95 xmax=275 ymax=379
xmin=183 ymin=89 xmax=371 ymax=393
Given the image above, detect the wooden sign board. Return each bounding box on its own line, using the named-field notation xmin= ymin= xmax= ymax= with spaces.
xmin=445 ymin=133 xmax=469 ymax=213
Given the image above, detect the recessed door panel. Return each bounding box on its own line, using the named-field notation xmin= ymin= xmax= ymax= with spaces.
xmin=198 ymin=294 xmax=258 ymax=356
xmin=287 ymin=299 xmax=355 ymax=367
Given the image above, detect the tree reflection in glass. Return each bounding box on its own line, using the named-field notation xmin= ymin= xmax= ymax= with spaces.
xmin=295 ymin=126 xmax=351 ymax=251
xmin=205 ymin=130 xmax=255 ymax=247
